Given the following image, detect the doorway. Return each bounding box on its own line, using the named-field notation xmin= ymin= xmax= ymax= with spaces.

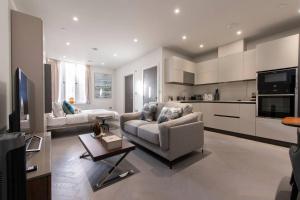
xmin=143 ymin=66 xmax=157 ymax=104
xmin=125 ymin=74 xmax=134 ymax=113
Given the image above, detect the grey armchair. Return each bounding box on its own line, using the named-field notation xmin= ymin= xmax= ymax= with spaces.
xmin=120 ymin=102 xmax=204 ymax=168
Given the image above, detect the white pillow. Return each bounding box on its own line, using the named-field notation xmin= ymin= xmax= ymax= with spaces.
xmin=52 ymin=102 xmax=65 ymax=117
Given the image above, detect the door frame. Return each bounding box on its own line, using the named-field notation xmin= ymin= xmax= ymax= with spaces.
xmin=124 ymin=73 xmax=134 ymax=113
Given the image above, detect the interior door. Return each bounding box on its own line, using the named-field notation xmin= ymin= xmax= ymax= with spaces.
xmin=125 ymin=74 xmax=133 ymax=113
xmin=143 ymin=66 xmax=157 ymax=104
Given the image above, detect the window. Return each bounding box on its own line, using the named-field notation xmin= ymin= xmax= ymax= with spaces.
xmin=58 ymin=61 xmax=88 ymax=104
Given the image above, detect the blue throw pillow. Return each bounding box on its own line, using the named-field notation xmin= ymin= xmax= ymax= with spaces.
xmin=62 ymin=100 xmax=75 ymax=114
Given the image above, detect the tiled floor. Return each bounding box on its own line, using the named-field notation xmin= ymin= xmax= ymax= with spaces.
xmin=51 ymin=130 xmax=294 ymax=200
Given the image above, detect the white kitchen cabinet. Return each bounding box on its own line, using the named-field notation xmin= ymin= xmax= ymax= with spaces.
xmin=218 ymin=52 xmax=243 ymax=82
xmin=165 ymin=56 xmax=195 ymax=84
xmin=165 ymin=65 xmax=183 ymax=83
xmin=256 ymin=117 xmax=297 ymax=143
xmin=212 ymin=103 xmax=240 ymax=133
xmin=183 ymin=59 xmax=195 ymax=73
xmin=195 ymin=58 xmax=218 ymax=85
xmin=243 ymin=49 xmax=257 ymax=80
xmin=200 ymin=103 xmax=217 ymax=128
xmin=239 ymin=104 xmax=256 ymax=135
xmin=257 ymin=34 xmax=299 ymax=71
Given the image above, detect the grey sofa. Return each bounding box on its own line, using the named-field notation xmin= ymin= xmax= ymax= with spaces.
xmin=120 ymin=102 xmax=204 ymax=168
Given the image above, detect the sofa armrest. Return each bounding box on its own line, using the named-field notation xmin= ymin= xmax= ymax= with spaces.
xmin=120 ymin=112 xmax=142 ymax=130
xmin=193 ymin=112 xmax=203 ymax=121
xmin=158 ymin=113 xmax=199 ymax=150
xmin=168 ymin=121 xmax=204 ymax=160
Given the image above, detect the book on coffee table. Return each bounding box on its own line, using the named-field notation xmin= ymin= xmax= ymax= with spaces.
xmin=102 ymin=135 xmax=122 ymax=150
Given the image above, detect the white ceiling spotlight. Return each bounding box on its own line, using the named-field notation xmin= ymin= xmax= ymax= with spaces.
xmin=174 ymin=8 xmax=180 ymax=15
xmin=199 ymin=44 xmax=204 ymax=48
xmin=298 ymin=9 xmax=300 ymax=13
xmin=133 ymin=38 xmax=139 ymax=43
xmin=63 ymin=56 xmax=66 ymax=59
xmin=66 ymin=42 xmax=71 ymax=46
xmin=73 ymin=16 xmax=79 ymax=21
xmin=182 ymin=35 xmax=187 ymax=40
xmin=236 ymin=30 xmax=242 ymax=35
xmin=101 ymin=62 xmax=105 ymax=65
xmin=113 ymin=53 xmax=118 ymax=57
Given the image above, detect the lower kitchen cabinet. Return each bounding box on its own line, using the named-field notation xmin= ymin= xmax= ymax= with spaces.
xmin=256 ymin=117 xmax=297 ymax=143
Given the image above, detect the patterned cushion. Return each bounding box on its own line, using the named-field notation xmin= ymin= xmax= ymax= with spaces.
xmin=141 ymin=103 xmax=157 ymax=121
xmin=62 ymin=100 xmax=75 ymax=114
xmin=52 ymin=102 xmax=65 ymax=117
xmin=157 ymin=107 xmax=183 ymax=124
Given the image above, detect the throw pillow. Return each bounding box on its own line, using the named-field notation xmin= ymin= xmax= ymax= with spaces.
xmin=141 ymin=102 xmax=157 ymax=121
xmin=182 ymin=104 xmax=193 ymax=116
xmin=62 ymin=100 xmax=75 ymax=114
xmin=52 ymin=102 xmax=65 ymax=117
xmin=157 ymin=107 xmax=183 ymax=123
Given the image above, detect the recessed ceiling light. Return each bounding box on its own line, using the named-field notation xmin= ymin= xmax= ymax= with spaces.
xmin=182 ymin=35 xmax=187 ymax=40
xmin=63 ymin=56 xmax=66 ymax=59
xmin=66 ymin=42 xmax=70 ymax=46
xmin=298 ymin=9 xmax=300 ymax=13
xmin=73 ymin=16 xmax=79 ymax=21
xmin=113 ymin=53 xmax=117 ymax=57
xmin=199 ymin=44 xmax=204 ymax=48
xmin=133 ymin=38 xmax=139 ymax=43
xmin=174 ymin=8 xmax=180 ymax=14
xmin=236 ymin=30 xmax=242 ymax=35
xmin=101 ymin=62 xmax=105 ymax=65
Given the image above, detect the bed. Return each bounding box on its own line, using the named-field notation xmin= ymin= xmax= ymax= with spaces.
xmin=46 ymin=109 xmax=119 ymax=131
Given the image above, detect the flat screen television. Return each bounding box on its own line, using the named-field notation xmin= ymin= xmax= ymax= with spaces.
xmin=9 ymin=68 xmax=31 ymax=133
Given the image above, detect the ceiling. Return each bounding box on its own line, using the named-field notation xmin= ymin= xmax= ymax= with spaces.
xmin=13 ymin=0 xmax=300 ymax=68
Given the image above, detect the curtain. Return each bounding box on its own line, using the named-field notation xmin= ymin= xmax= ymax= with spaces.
xmin=47 ymin=58 xmax=60 ymax=102
xmin=85 ymin=65 xmax=91 ymax=104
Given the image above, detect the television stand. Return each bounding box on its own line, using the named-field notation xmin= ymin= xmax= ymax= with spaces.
xmin=26 ymin=132 xmax=51 ymax=200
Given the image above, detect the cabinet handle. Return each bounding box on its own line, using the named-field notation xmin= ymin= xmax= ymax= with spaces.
xmin=214 ymin=114 xmax=240 ymax=119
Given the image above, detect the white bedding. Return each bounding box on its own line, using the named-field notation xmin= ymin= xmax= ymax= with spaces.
xmin=46 ymin=109 xmax=119 ymax=127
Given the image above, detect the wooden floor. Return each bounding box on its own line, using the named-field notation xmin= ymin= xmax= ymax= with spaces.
xmin=51 ymin=130 xmax=295 ymax=200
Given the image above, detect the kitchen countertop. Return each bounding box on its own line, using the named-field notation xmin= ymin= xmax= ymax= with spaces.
xmin=180 ymin=100 xmax=256 ymax=104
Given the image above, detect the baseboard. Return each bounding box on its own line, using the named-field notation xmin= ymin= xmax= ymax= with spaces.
xmin=204 ymin=127 xmax=294 ymax=148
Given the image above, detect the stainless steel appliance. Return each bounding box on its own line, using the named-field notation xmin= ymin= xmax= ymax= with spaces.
xmin=257 ymin=68 xmax=298 ymax=118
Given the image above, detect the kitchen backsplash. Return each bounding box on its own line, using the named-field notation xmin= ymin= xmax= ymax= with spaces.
xmin=192 ymin=80 xmax=256 ymax=101
xmin=164 ymin=80 xmax=256 ymax=101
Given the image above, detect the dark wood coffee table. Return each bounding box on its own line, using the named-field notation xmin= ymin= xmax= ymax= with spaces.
xmin=78 ymin=133 xmax=135 ymax=189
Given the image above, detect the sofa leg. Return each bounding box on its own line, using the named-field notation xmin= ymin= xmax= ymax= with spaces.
xmin=201 ymin=148 xmax=204 ymax=154
xmin=169 ymin=161 xmax=173 ymax=169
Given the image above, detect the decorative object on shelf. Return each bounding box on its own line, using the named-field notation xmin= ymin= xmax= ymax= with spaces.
xmin=214 ymin=88 xmax=220 ymax=100
xmin=94 ymin=73 xmax=112 ymax=99
xmin=91 ymin=122 xmax=106 ymax=139
xmin=102 ymin=135 xmax=122 ymax=150
xmin=69 ymin=97 xmax=75 ymax=104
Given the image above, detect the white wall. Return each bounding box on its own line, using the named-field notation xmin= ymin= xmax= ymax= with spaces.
xmin=114 ymin=48 xmax=163 ymax=114
xmin=0 ymin=0 xmax=11 ymax=131
xmin=78 ymin=66 xmax=114 ymax=110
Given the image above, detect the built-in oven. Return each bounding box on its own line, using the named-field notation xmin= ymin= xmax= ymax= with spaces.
xmin=257 ymin=68 xmax=296 ymax=94
xmin=257 ymin=68 xmax=298 ymax=119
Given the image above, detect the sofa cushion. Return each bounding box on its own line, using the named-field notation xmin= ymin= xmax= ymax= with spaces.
xmin=157 ymin=107 xmax=183 ymax=123
xmin=164 ymin=102 xmax=193 ymax=116
xmin=141 ymin=103 xmax=157 ymax=121
xmin=124 ymin=120 xmax=150 ymax=136
xmin=137 ymin=124 xmax=160 ymax=145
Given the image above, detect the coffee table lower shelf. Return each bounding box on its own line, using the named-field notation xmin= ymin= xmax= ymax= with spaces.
xmin=78 ymin=133 xmax=136 ymax=190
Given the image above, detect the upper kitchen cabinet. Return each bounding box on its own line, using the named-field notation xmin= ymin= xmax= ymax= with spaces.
xmin=195 ymin=58 xmax=218 ymax=85
xmin=218 ymin=52 xmax=243 ymax=82
xmin=257 ymin=34 xmax=299 ymax=71
xmin=243 ymin=49 xmax=257 ymax=80
xmin=165 ymin=56 xmax=195 ymax=85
